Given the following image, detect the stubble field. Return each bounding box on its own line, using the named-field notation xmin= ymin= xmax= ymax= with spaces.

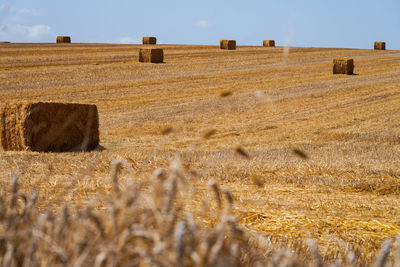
xmin=1 ymin=42 xmax=400 ymax=262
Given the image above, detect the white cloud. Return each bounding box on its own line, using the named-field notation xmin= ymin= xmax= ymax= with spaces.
xmin=0 ymin=4 xmax=12 ymax=12
xmin=18 ymin=8 xmax=44 ymax=17
xmin=115 ymin=36 xmax=139 ymax=44
xmin=0 ymin=24 xmax=55 ymax=42
xmin=26 ymin=24 xmax=52 ymax=38
xmin=195 ymin=20 xmax=212 ymax=28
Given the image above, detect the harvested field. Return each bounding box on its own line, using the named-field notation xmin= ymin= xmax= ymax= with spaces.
xmin=0 ymin=43 xmax=400 ymax=262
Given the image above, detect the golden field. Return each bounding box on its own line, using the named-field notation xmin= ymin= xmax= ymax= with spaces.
xmin=0 ymin=42 xmax=400 ymax=263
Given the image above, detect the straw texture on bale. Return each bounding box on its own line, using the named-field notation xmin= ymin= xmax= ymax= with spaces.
xmin=0 ymin=102 xmax=99 ymax=152
xmin=374 ymin=42 xmax=386 ymax=50
xmin=220 ymin=40 xmax=236 ymax=50
xmin=263 ymin=40 xmax=275 ymax=47
xmin=139 ymin=48 xmax=163 ymax=63
xmin=142 ymin=37 xmax=157 ymax=45
xmin=56 ymin=36 xmax=71 ymax=43
xmin=333 ymin=58 xmax=354 ymax=75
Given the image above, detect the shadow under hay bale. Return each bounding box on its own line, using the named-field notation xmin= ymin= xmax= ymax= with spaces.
xmin=0 ymin=102 xmax=99 ymax=152
xmin=374 ymin=42 xmax=386 ymax=50
xmin=142 ymin=37 xmax=157 ymax=45
xmin=220 ymin=40 xmax=236 ymax=50
xmin=333 ymin=58 xmax=354 ymax=75
xmin=139 ymin=48 xmax=163 ymax=63
xmin=263 ymin=40 xmax=275 ymax=47
xmin=56 ymin=36 xmax=71 ymax=43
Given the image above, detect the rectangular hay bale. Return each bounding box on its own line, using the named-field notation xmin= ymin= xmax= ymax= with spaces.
xmin=139 ymin=48 xmax=163 ymax=63
xmin=263 ymin=40 xmax=275 ymax=47
xmin=374 ymin=42 xmax=386 ymax=50
xmin=56 ymin=36 xmax=71 ymax=43
xmin=1 ymin=102 xmax=99 ymax=152
xmin=143 ymin=37 xmax=157 ymax=44
xmin=333 ymin=58 xmax=354 ymax=75
xmin=220 ymin=40 xmax=236 ymax=50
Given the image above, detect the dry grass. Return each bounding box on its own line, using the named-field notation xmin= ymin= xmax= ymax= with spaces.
xmin=1 ymin=162 xmax=400 ymax=266
xmin=0 ymin=43 xmax=400 ymax=264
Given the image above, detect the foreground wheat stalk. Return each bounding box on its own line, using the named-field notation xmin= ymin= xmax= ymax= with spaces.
xmin=0 ymin=160 xmax=398 ymax=266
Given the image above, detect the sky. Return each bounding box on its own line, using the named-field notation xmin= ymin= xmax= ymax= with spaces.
xmin=0 ymin=0 xmax=399 ymax=49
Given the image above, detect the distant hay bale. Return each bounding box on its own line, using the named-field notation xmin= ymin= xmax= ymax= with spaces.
xmin=142 ymin=37 xmax=157 ymax=45
xmin=263 ymin=40 xmax=275 ymax=47
xmin=56 ymin=36 xmax=71 ymax=43
xmin=0 ymin=102 xmax=99 ymax=152
xmin=333 ymin=58 xmax=354 ymax=75
xmin=139 ymin=48 xmax=164 ymax=63
xmin=374 ymin=42 xmax=386 ymax=50
xmin=220 ymin=40 xmax=236 ymax=50
xmin=0 ymin=41 xmax=10 ymax=44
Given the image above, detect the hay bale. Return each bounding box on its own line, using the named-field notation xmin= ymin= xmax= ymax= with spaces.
xmin=0 ymin=102 xmax=99 ymax=152
xmin=143 ymin=37 xmax=157 ymax=45
xmin=374 ymin=42 xmax=386 ymax=50
xmin=139 ymin=48 xmax=163 ymax=63
xmin=263 ymin=40 xmax=275 ymax=47
xmin=56 ymin=36 xmax=71 ymax=43
xmin=333 ymin=58 xmax=354 ymax=75
xmin=220 ymin=40 xmax=236 ymax=50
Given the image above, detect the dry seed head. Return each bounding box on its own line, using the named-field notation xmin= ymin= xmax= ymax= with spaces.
xmin=174 ymin=220 xmax=187 ymax=266
xmin=374 ymin=238 xmax=392 ymax=267
xmin=202 ymin=129 xmax=217 ymax=139
xmin=86 ymin=207 xmax=105 ymax=237
xmin=292 ymin=148 xmax=308 ymax=159
xmin=235 ymin=146 xmax=249 ymax=159
xmin=11 ymin=174 xmax=19 ymax=209
xmin=209 ymin=180 xmax=222 ymax=209
xmin=161 ymin=126 xmax=174 ymax=135
xmin=251 ymin=174 xmax=265 ymax=187
xmin=220 ymin=91 xmax=233 ymax=97
xmin=94 ymin=252 xmax=107 ymax=267
xmin=306 ymin=239 xmax=323 ymax=267
xmin=110 ymin=158 xmax=128 ymax=194
xmin=153 ymin=168 xmax=167 ymax=182
xmin=208 ymin=232 xmax=225 ymax=265
xmin=222 ymin=187 xmax=234 ymax=207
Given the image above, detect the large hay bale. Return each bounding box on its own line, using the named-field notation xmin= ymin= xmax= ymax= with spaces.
xmin=263 ymin=40 xmax=275 ymax=47
xmin=56 ymin=36 xmax=71 ymax=43
xmin=220 ymin=40 xmax=236 ymax=50
xmin=143 ymin=37 xmax=157 ymax=45
xmin=374 ymin=42 xmax=386 ymax=50
xmin=139 ymin=48 xmax=163 ymax=63
xmin=333 ymin=58 xmax=354 ymax=75
xmin=1 ymin=102 xmax=99 ymax=152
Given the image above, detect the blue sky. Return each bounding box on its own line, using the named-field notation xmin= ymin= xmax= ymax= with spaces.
xmin=0 ymin=0 xmax=399 ymax=49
